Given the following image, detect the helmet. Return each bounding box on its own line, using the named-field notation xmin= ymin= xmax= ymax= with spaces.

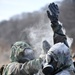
xmin=10 ymin=41 xmax=35 ymax=63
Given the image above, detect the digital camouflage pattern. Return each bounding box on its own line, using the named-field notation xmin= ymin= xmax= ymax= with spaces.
xmin=2 ymin=41 xmax=43 ymax=75
xmin=2 ymin=58 xmax=43 ymax=75
xmin=10 ymin=41 xmax=31 ymax=62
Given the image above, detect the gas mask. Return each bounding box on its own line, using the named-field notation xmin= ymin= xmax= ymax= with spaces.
xmin=24 ymin=48 xmax=35 ymax=60
xmin=17 ymin=48 xmax=35 ymax=63
xmin=42 ymin=53 xmax=58 ymax=75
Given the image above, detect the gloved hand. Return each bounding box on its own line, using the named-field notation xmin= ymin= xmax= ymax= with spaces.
xmin=47 ymin=3 xmax=59 ymax=23
xmin=42 ymin=40 xmax=51 ymax=54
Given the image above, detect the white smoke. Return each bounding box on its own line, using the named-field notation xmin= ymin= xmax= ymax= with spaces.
xmin=21 ymin=21 xmax=53 ymax=57
xmin=21 ymin=20 xmax=73 ymax=58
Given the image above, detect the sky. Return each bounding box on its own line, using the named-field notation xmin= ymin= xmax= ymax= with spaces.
xmin=0 ymin=0 xmax=63 ymax=21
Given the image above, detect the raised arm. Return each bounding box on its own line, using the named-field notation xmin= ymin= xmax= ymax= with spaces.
xmin=47 ymin=3 xmax=69 ymax=47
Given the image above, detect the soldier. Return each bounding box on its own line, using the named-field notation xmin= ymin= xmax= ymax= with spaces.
xmin=42 ymin=3 xmax=75 ymax=75
xmin=1 ymin=41 xmax=45 ymax=75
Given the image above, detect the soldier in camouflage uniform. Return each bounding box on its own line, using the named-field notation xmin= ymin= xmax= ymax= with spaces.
xmin=42 ymin=3 xmax=75 ymax=75
xmin=1 ymin=41 xmax=45 ymax=75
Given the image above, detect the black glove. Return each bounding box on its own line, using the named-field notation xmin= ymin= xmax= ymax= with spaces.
xmin=47 ymin=3 xmax=59 ymax=23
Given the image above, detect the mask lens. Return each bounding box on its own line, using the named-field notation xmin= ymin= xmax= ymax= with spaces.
xmin=24 ymin=48 xmax=33 ymax=55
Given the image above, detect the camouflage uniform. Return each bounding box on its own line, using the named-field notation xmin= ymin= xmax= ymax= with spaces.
xmin=42 ymin=3 xmax=75 ymax=75
xmin=2 ymin=41 xmax=43 ymax=75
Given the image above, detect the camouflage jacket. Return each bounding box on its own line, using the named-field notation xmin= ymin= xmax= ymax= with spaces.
xmin=2 ymin=58 xmax=43 ymax=75
xmin=51 ymin=22 xmax=69 ymax=47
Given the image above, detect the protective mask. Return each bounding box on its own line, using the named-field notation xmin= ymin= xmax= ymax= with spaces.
xmin=42 ymin=54 xmax=57 ymax=75
xmin=24 ymin=48 xmax=35 ymax=60
xmin=42 ymin=62 xmax=54 ymax=75
xmin=18 ymin=48 xmax=35 ymax=63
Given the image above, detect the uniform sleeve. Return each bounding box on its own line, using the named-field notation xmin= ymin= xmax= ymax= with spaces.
xmin=19 ymin=58 xmax=43 ymax=75
xmin=51 ymin=22 xmax=69 ymax=47
xmin=4 ymin=58 xmax=43 ymax=75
